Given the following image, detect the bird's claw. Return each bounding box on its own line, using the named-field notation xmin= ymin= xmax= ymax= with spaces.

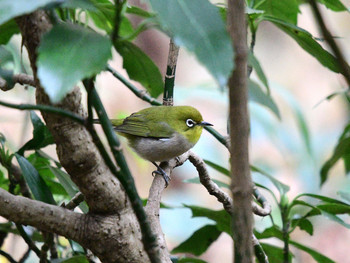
xmin=152 ymin=169 xmax=170 ymax=187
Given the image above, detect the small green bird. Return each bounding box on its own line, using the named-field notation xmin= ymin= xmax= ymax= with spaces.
xmin=100 ymin=105 xmax=212 ymax=185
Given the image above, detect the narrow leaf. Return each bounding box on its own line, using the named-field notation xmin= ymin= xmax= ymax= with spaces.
xmin=184 ymin=177 xmax=229 ymax=189
xmin=178 ymin=258 xmax=208 ymax=263
xmin=148 ymin=0 xmax=234 ymax=87
xmin=254 ymin=0 xmax=300 ymax=24
xmin=115 ymin=41 xmax=163 ymax=98
xmin=203 ymin=159 xmax=230 ymax=177
xmin=184 ymin=205 xmax=231 ymax=235
xmin=265 ymin=17 xmax=343 ymax=73
xmin=321 ymin=124 xmax=350 ymax=184
xmin=317 ymin=0 xmax=348 ymax=12
xmin=248 ymin=79 xmax=281 ymax=119
xmin=15 ymin=154 xmax=56 ymax=205
xmin=37 ymin=23 xmax=112 ymax=103
xmin=260 ymin=243 xmax=293 ymax=263
xmin=290 ymin=240 xmax=335 ymax=263
xmin=18 ymin=111 xmax=54 ymax=155
xmin=248 ymin=52 xmax=270 ymax=94
xmin=171 ymin=225 xmax=222 ymax=256
xmin=251 ymin=165 xmax=290 ymax=195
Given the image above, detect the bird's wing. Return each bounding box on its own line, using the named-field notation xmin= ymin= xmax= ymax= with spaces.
xmin=114 ymin=113 xmax=174 ymax=138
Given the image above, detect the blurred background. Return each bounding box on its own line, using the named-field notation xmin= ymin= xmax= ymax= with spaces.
xmin=1 ymin=0 xmax=350 ymax=262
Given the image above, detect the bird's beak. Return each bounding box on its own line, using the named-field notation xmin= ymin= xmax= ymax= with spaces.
xmin=198 ymin=121 xmax=213 ymax=127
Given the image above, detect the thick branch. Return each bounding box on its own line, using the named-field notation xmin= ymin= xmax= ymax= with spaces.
xmin=228 ymin=0 xmax=254 ymax=261
xmin=15 ymin=11 xmax=150 ymax=263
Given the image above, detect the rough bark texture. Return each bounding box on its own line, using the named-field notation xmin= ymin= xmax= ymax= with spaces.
xmin=227 ymin=0 xmax=254 ymax=262
xmin=3 ymin=11 xmax=152 ymax=263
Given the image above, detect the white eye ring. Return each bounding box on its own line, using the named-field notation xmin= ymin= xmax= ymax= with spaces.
xmin=186 ymin=119 xmax=195 ymax=128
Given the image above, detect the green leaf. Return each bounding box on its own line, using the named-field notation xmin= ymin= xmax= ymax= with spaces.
xmin=317 ymin=0 xmax=348 ymax=12
xmin=248 ymin=52 xmax=270 ymax=94
xmin=317 ymin=203 xmax=350 ymax=215
xmin=291 ymin=217 xmax=314 ymax=235
xmin=18 ymin=111 xmax=54 ymax=155
xmin=53 ymin=255 xmax=89 ymax=263
xmin=251 ymin=165 xmax=290 ymax=195
xmin=37 ymin=23 xmax=112 ymax=103
xmin=290 ymin=240 xmax=336 ymax=263
xmin=184 ymin=177 xmax=229 ymax=189
xmin=0 ymin=46 xmax=14 ymax=65
xmin=297 ymin=193 xmax=349 ymax=205
xmin=62 ymin=0 xmax=97 ymax=10
xmin=0 ymin=0 xmax=56 ymax=25
xmin=87 ymin=0 xmax=114 ymax=33
xmin=178 ymin=258 xmax=208 ymax=263
xmin=321 ymin=124 xmax=350 ymax=184
xmin=254 ymin=226 xmax=283 ymax=240
xmin=171 ymin=225 xmax=222 ymax=256
xmin=260 ymin=243 xmax=293 ymax=263
xmin=147 ymin=0 xmax=234 ymax=87
xmin=114 ymin=41 xmax=163 ymax=98
xmin=49 ymin=166 xmax=89 ymax=213
xmin=203 ymin=159 xmax=230 ymax=177
xmin=248 ymin=79 xmax=281 ymax=119
xmin=256 ymin=0 xmax=300 ymax=24
xmin=264 ymin=17 xmax=343 ymax=73
xmin=15 ymin=154 xmax=56 ymax=205
xmin=184 ymin=205 xmax=231 ymax=235
xmin=126 ymin=6 xmax=155 ymax=18
xmin=0 ymin=19 xmax=20 ymax=45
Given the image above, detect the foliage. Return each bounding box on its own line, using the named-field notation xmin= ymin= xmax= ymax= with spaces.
xmin=0 ymin=0 xmax=349 ymax=262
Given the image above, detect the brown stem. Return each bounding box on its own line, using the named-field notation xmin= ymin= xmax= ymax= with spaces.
xmin=228 ymin=0 xmax=254 ymax=262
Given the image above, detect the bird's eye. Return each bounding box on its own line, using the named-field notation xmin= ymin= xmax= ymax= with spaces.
xmin=186 ymin=119 xmax=195 ymax=128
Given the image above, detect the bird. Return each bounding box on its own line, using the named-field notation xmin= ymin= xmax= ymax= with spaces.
xmin=96 ymin=105 xmax=212 ymax=186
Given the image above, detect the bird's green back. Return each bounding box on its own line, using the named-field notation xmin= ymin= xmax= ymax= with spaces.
xmin=110 ymin=106 xmax=204 ymax=141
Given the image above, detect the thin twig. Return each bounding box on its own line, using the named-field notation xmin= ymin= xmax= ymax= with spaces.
xmin=252 ymin=187 xmax=272 ymax=216
xmin=0 ymin=73 xmax=36 ymax=91
xmin=0 ymin=100 xmax=85 ymax=125
xmin=61 ymin=192 xmax=85 ymax=210
xmin=163 ymin=39 xmax=180 ymax=106
xmin=83 ymin=79 xmax=162 ymax=263
xmin=16 ymin=224 xmax=41 ymax=258
xmin=308 ymin=0 xmax=350 ymax=88
xmin=106 ymin=65 xmax=161 ymax=106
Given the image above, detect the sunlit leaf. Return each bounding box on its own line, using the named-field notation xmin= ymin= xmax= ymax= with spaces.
xmin=253 ymin=0 xmax=300 ymax=24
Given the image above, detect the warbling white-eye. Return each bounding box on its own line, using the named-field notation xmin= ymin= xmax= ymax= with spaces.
xmin=99 ymin=105 xmax=212 ymax=186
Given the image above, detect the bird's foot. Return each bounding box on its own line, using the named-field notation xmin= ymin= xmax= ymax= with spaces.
xmin=151 ymin=162 xmax=170 ymax=187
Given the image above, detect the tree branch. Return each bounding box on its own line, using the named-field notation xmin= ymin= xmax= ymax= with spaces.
xmin=14 ymin=10 xmax=151 ymax=262
xmin=0 ymin=73 xmax=36 ymax=91
xmin=228 ymin=0 xmax=254 ymax=262
xmin=163 ymin=39 xmax=179 ymax=106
